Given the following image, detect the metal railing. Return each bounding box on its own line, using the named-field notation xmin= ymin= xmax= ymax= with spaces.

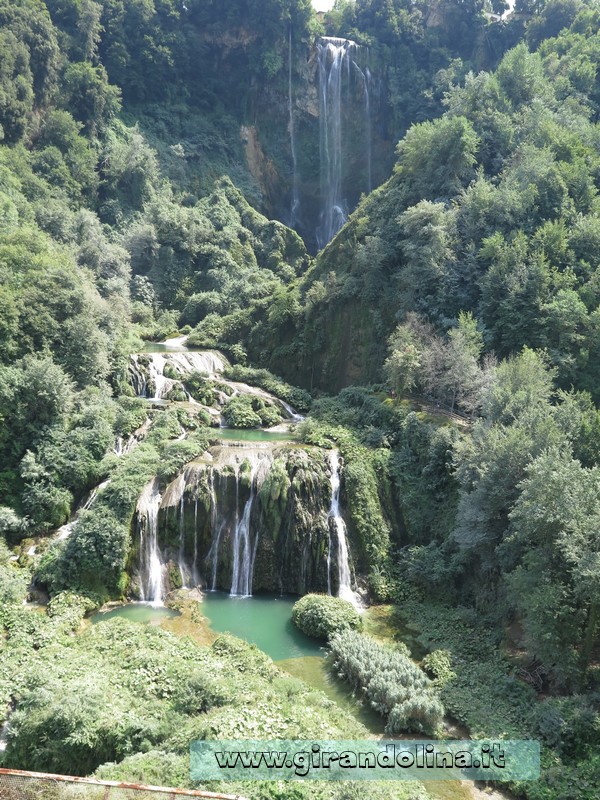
xmin=0 ymin=769 xmax=248 ymax=800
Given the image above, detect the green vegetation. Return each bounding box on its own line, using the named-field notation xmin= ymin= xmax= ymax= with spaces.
xmin=0 ymin=583 xmax=426 ymax=800
xmin=329 ymin=629 xmax=444 ymax=735
xmin=292 ymin=593 xmax=362 ymax=640
xmin=224 ymin=364 xmax=312 ymax=412
xmin=223 ymin=394 xmax=283 ymax=428
xmin=2 ymin=0 xmax=600 ymax=795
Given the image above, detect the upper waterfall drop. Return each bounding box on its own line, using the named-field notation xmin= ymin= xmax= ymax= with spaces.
xmin=288 ymin=26 xmax=300 ymax=228
xmin=316 ymin=37 xmax=372 ymax=250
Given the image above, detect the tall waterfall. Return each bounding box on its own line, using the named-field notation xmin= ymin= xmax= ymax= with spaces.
xmin=178 ymin=493 xmax=188 ymax=588
xmin=137 ymin=478 xmax=163 ymax=604
xmin=327 ymin=450 xmax=356 ymax=606
xmin=317 ymin=37 xmax=372 ymax=249
xmin=230 ymin=469 xmax=258 ymax=597
xmin=288 ymin=26 xmax=300 ymax=227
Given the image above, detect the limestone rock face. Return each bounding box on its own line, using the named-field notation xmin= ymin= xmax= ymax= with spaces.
xmin=131 ymin=443 xmax=356 ymax=599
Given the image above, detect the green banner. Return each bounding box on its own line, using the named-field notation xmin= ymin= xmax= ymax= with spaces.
xmin=190 ymin=739 xmax=540 ymax=781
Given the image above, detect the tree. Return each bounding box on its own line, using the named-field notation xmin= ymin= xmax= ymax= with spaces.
xmin=0 ymin=29 xmax=34 ymax=142
xmin=508 ymin=449 xmax=600 ymax=687
xmin=443 ymin=312 xmax=486 ymax=414
xmin=384 ymin=323 xmax=421 ymax=397
xmin=527 ymin=0 xmax=583 ymax=50
xmin=0 ymin=0 xmax=60 ymax=106
xmin=481 ymin=347 xmax=554 ymax=423
xmin=395 ymin=116 xmax=479 ymax=203
xmin=60 ymin=62 xmax=121 ymax=137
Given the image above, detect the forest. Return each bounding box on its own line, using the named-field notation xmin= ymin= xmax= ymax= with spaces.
xmin=1 ymin=0 xmax=600 ymax=799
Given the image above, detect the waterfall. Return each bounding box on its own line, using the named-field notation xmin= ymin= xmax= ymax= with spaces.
xmin=209 ymin=521 xmax=225 ymax=590
xmin=207 ymin=471 xmax=223 ymax=590
xmin=316 ymin=37 xmax=373 ymax=249
xmin=327 ymin=450 xmax=357 ymax=606
xmin=0 ymin=717 xmax=10 ymax=753
xmin=288 ymin=26 xmax=300 ymax=227
xmin=178 ymin=494 xmax=187 ymax=588
xmin=114 ymin=417 xmax=151 ymax=456
xmin=137 ymin=478 xmax=163 ymax=604
xmin=133 ymin=443 xmax=344 ymax=600
xmin=353 ymin=60 xmax=372 ymax=194
xmin=279 ymin=399 xmax=305 ymax=422
xmin=148 ymin=354 xmax=170 ymax=400
xmin=192 ymin=497 xmax=200 ymax=586
xmin=54 ymin=478 xmax=111 ymax=541
xmin=128 ymin=351 xmax=226 ymax=401
xmin=230 ymin=469 xmax=258 ymax=597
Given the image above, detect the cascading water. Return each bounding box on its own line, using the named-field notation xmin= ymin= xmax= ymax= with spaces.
xmin=353 ymin=60 xmax=372 ymax=194
xmin=192 ymin=498 xmax=200 ymax=586
xmin=114 ymin=417 xmax=151 ymax=457
xmin=178 ymin=494 xmax=187 ymax=588
xmin=206 ymin=471 xmax=224 ymax=590
xmin=316 ymin=37 xmax=372 ymax=249
xmin=137 ymin=478 xmax=163 ymax=604
xmin=230 ymin=469 xmax=258 ymax=597
xmin=327 ymin=450 xmax=357 ymax=606
xmin=54 ymin=478 xmax=111 ymax=542
xmin=129 ymin=351 xmax=226 ymax=401
xmin=133 ymin=443 xmax=353 ymax=601
xmin=279 ymin=399 xmax=305 ymax=422
xmin=288 ymin=26 xmax=300 ymax=227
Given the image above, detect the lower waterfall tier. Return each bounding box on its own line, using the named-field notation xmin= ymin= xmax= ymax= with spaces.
xmin=131 ymin=443 xmax=357 ymax=602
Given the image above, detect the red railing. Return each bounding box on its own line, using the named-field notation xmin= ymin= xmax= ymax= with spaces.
xmin=0 ymin=768 xmax=248 ymax=800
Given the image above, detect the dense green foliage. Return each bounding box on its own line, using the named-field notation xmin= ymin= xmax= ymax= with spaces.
xmin=243 ymin=14 xmax=600 ymax=397
xmin=224 ymin=364 xmax=312 ymax=412
xmin=292 ymin=593 xmax=362 ymax=640
xmin=222 ymin=394 xmax=283 ymax=428
xmin=3 ymin=0 xmax=600 ymax=795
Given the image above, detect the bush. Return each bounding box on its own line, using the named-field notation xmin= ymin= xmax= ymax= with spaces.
xmin=329 ymin=629 xmax=444 ymax=735
xmin=223 ymin=396 xmax=261 ymax=428
xmin=258 ymin=404 xmax=283 ymax=427
xmin=155 ymin=434 xmax=209 ymax=482
xmin=421 ymin=649 xmax=456 ymax=689
xmin=183 ymin=371 xmax=216 ymax=406
xmin=292 ymin=594 xmax=362 ymax=641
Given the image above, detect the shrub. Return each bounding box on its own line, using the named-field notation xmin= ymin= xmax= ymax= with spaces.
xmin=292 ymin=594 xmax=362 ymax=641
xmin=183 ymin=371 xmax=215 ymax=406
xmin=329 ymin=629 xmax=444 ymax=735
xmin=257 ymin=404 xmax=283 ymax=427
xmin=223 ymin=396 xmax=261 ymax=428
xmin=156 ymin=434 xmax=209 ymax=482
xmin=421 ymin=649 xmax=456 ymax=689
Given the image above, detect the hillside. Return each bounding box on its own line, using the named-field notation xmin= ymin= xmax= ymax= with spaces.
xmin=1 ymin=2 xmax=600 ymax=800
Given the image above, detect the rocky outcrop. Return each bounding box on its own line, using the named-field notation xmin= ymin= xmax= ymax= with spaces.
xmin=130 ymin=442 xmax=357 ymax=600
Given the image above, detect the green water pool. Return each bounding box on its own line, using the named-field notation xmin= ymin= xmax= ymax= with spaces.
xmin=201 ymin=592 xmax=323 ymax=661
xmin=211 ymin=428 xmax=296 ymax=442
